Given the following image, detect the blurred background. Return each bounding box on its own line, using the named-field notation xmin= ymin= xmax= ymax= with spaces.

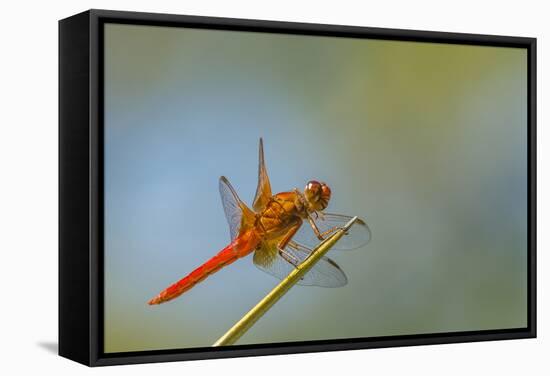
xmin=103 ymin=23 xmax=527 ymax=353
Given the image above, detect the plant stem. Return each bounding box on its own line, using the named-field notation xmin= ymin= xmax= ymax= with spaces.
xmin=212 ymin=216 xmax=358 ymax=346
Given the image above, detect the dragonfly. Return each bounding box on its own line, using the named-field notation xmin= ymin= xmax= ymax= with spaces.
xmin=148 ymin=138 xmax=371 ymax=305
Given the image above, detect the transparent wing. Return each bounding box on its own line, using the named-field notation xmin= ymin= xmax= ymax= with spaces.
xmin=252 ymin=138 xmax=273 ymax=212
xmin=253 ymin=240 xmax=347 ymax=287
xmin=219 ymin=176 xmax=255 ymax=241
xmin=293 ymin=213 xmax=371 ymax=251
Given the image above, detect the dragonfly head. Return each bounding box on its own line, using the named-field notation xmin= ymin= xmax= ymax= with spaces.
xmin=304 ymin=180 xmax=331 ymax=211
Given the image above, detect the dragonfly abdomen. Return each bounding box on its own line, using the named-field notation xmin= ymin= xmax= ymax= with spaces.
xmin=148 ymin=229 xmax=260 ymax=305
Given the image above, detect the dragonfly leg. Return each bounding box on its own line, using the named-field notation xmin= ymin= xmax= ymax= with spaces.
xmin=276 ymin=221 xmax=302 ymax=269
xmin=307 ymin=214 xmax=326 ymax=241
xmin=278 ymin=247 xmax=300 ymax=267
xmin=319 ymin=226 xmax=340 ymax=238
xmin=288 ymin=240 xmax=310 ymax=252
xmin=277 ymin=247 xmax=306 ymax=280
xmin=308 ymin=214 xmax=345 ymax=240
xmin=287 ymin=241 xmax=317 ymax=264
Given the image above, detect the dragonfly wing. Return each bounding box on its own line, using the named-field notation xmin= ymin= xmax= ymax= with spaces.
xmin=293 ymin=213 xmax=371 ymax=251
xmin=252 ymin=138 xmax=273 ymax=212
xmin=219 ymin=176 xmax=255 ymax=241
xmin=253 ymin=239 xmax=347 ymax=287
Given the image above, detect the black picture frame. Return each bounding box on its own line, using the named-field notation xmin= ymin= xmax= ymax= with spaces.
xmin=59 ymin=9 xmax=537 ymax=367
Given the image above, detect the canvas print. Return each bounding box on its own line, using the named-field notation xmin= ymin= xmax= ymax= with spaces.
xmin=103 ymin=23 xmax=528 ymax=353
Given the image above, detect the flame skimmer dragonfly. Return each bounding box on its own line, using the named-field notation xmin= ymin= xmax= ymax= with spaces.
xmin=148 ymin=139 xmax=371 ymax=305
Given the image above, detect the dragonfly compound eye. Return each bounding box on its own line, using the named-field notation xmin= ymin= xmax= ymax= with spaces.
xmin=320 ymin=182 xmax=331 ymax=202
xmin=304 ymin=180 xmax=330 ymax=210
xmin=305 ymin=180 xmax=321 ymax=200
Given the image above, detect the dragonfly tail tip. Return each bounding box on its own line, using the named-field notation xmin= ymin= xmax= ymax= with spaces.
xmin=148 ymin=297 xmax=160 ymax=305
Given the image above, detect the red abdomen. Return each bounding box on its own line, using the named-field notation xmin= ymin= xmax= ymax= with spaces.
xmin=148 ymin=229 xmax=260 ymax=305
